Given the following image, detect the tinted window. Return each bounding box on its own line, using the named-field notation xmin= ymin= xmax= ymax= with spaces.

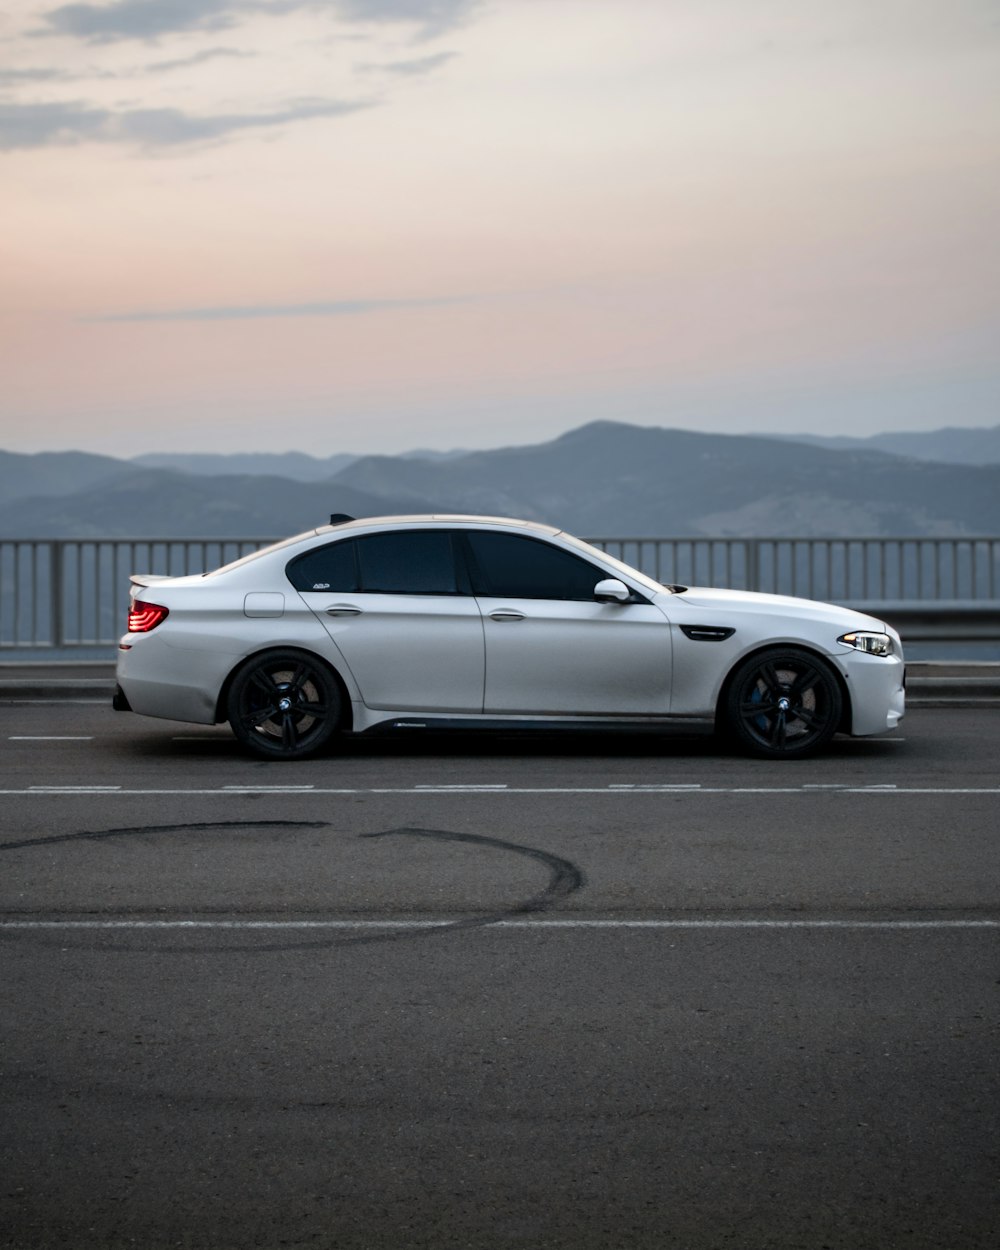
xmin=465 ymin=532 xmax=602 ymax=600
xmin=357 ymin=531 xmax=459 ymax=594
xmin=287 ymin=541 xmax=358 ymax=592
xmin=289 ymin=532 xmax=463 ymax=594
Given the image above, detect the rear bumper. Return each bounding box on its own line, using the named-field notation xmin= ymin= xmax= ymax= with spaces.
xmin=116 ymin=637 xmax=227 ymax=725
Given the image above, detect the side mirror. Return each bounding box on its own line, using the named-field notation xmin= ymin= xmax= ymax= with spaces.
xmin=594 ymin=578 xmax=630 ymax=604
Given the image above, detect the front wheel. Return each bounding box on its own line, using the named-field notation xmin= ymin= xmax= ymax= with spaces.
xmin=724 ymin=647 xmax=842 ymax=759
xmin=227 ymin=650 xmax=341 ymax=760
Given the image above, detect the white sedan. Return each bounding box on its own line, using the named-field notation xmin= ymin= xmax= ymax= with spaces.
xmin=114 ymin=514 xmax=905 ymax=760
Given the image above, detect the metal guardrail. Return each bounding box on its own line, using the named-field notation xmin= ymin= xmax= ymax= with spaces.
xmin=0 ymin=538 xmax=270 ymax=650
xmin=2 ymin=535 xmax=999 ymax=651
xmin=589 ymin=535 xmax=1000 ymax=600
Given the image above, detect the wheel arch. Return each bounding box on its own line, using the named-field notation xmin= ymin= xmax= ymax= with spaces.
xmin=714 ymin=641 xmax=852 ymax=736
xmin=214 ymin=644 xmax=354 ymax=731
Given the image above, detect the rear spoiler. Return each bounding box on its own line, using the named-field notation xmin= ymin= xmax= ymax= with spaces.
xmin=129 ymin=573 xmax=172 ymax=588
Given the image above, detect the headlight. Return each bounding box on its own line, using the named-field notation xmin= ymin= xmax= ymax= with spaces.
xmin=838 ymin=630 xmax=894 ymax=657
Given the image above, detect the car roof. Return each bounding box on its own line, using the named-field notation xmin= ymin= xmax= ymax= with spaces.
xmin=315 ymin=514 xmax=563 ymax=538
xmin=207 ymin=514 xmax=582 ymax=581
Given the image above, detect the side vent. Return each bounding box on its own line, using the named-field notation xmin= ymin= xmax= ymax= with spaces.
xmin=680 ymin=624 xmax=736 ymax=642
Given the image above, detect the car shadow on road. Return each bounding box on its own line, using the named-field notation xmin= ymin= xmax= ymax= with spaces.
xmin=125 ymin=722 xmax=906 ymax=764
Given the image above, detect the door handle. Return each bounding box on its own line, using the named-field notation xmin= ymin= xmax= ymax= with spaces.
xmin=325 ymin=605 xmax=362 ymax=617
xmin=489 ymin=610 xmax=525 ymax=621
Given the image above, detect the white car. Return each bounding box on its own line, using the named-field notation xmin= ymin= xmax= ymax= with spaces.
xmin=114 ymin=514 xmax=905 ymax=760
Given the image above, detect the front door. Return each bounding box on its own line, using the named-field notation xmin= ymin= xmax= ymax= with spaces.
xmin=464 ymin=530 xmax=671 ymax=715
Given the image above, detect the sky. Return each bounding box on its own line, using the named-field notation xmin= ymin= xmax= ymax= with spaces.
xmin=2 ymin=0 xmax=999 ymax=458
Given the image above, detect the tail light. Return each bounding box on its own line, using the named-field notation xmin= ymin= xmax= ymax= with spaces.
xmin=128 ymin=600 xmax=169 ymax=632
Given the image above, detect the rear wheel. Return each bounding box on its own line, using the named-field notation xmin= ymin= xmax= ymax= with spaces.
xmin=228 ymin=650 xmax=341 ymax=760
xmin=725 ymin=647 xmax=842 ymax=759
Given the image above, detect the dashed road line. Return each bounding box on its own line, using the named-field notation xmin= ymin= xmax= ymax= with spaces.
xmin=222 ymin=785 xmax=316 ymax=791
xmin=2 ymin=785 xmax=998 ymax=796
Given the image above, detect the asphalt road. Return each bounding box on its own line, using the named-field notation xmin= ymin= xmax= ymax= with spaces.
xmin=1 ymin=700 xmax=999 ymax=1250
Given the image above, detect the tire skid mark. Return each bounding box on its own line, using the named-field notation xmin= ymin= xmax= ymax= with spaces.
xmin=0 ymin=820 xmax=327 ymax=853
xmin=0 ymin=823 xmax=586 ymax=954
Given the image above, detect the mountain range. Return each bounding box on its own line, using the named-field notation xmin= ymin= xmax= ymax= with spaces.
xmin=1 ymin=421 xmax=999 ymax=539
xmin=772 ymin=424 xmax=1000 ymax=464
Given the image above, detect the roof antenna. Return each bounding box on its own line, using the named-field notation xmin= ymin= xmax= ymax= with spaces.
xmin=329 ymin=513 xmax=355 ymax=525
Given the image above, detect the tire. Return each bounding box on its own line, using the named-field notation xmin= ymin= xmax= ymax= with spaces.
xmin=227 ymin=650 xmax=341 ymax=760
xmin=724 ymin=647 xmax=842 ymax=760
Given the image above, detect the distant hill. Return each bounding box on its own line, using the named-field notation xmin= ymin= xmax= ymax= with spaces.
xmin=3 ymin=421 xmax=1000 ymax=538
xmin=131 ymin=447 xmax=470 ymax=477
xmin=776 ymin=423 xmax=1000 ymax=464
xmin=330 ymin=420 xmax=1000 ymax=536
xmin=0 ymin=465 xmax=436 ymax=538
xmin=133 ymin=451 xmax=360 ymax=480
xmin=0 ymin=450 xmax=129 ymax=504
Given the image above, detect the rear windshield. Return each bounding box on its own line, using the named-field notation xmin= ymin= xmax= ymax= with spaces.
xmin=203 ymin=531 xmax=321 ymax=577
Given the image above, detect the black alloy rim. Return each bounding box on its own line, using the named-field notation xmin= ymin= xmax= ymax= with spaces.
xmin=239 ymin=661 xmax=330 ymax=752
xmin=738 ymin=658 xmax=829 ymax=752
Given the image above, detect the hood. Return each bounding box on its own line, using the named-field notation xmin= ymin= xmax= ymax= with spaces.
xmin=662 ymin=585 xmax=889 ymax=631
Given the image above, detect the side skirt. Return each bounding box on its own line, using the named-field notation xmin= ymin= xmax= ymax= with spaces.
xmin=357 ymin=715 xmax=716 ymax=737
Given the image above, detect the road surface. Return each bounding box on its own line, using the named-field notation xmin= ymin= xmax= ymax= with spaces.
xmin=2 ymin=700 xmax=998 ymax=1249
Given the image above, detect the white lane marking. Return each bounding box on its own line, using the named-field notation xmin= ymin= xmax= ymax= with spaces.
xmin=27 ymin=785 xmax=122 ymax=792
xmin=10 ymin=736 xmax=94 ymax=741
xmin=1 ymin=918 xmax=997 ymax=931
xmin=2 ymin=786 xmax=999 ymax=796
xmin=415 ymin=784 xmax=509 ymax=790
xmin=222 ymin=785 xmax=315 ymax=791
xmin=609 ymin=783 xmax=701 ymax=790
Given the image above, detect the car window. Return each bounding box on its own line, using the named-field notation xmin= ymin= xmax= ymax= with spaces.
xmin=356 ymin=531 xmax=461 ymax=594
xmin=465 ymin=531 xmax=603 ymax=600
xmin=288 ymin=531 xmax=466 ymax=594
xmin=286 ymin=540 xmax=359 ymax=592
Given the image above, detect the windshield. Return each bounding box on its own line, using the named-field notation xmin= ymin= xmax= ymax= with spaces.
xmin=557 ymin=532 xmax=672 ymax=595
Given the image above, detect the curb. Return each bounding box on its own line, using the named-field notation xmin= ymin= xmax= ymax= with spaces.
xmin=0 ymin=663 xmax=117 ymax=701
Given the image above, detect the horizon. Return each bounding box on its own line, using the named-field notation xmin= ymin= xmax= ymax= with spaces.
xmin=3 ymin=415 xmax=1000 ymax=465
xmin=3 ymin=1 xmax=999 ymax=457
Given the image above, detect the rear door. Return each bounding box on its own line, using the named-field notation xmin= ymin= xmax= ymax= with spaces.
xmin=289 ymin=529 xmax=484 ymax=713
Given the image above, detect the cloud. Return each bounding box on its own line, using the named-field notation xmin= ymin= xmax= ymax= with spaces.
xmin=145 ymin=46 xmax=255 ymax=74
xmin=39 ymin=0 xmax=235 ymax=42
xmin=86 ymin=296 xmax=466 ymax=321
xmin=0 ymin=67 xmax=67 ymax=86
xmin=333 ymin=1 xmax=480 ymax=39
xmin=359 ymin=50 xmax=457 ymax=76
xmin=38 ymin=0 xmax=481 ymax=43
xmin=0 ymin=96 xmax=372 ymax=150
xmin=0 ymin=100 xmax=110 ymax=148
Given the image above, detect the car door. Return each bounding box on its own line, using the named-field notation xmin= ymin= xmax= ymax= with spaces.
xmin=289 ymin=529 xmax=484 ymax=713
xmin=464 ymin=530 xmax=672 ymax=715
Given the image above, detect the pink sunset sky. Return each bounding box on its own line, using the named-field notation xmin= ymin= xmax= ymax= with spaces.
xmin=2 ymin=0 xmax=999 ymax=457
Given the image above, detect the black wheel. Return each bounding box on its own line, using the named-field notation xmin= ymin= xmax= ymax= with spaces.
xmin=227 ymin=650 xmax=341 ymax=760
xmin=724 ymin=647 xmax=842 ymax=759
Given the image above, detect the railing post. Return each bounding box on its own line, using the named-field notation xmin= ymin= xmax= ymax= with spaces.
xmin=50 ymin=540 xmax=65 ymax=648
xmin=747 ymin=539 xmax=761 ymax=592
